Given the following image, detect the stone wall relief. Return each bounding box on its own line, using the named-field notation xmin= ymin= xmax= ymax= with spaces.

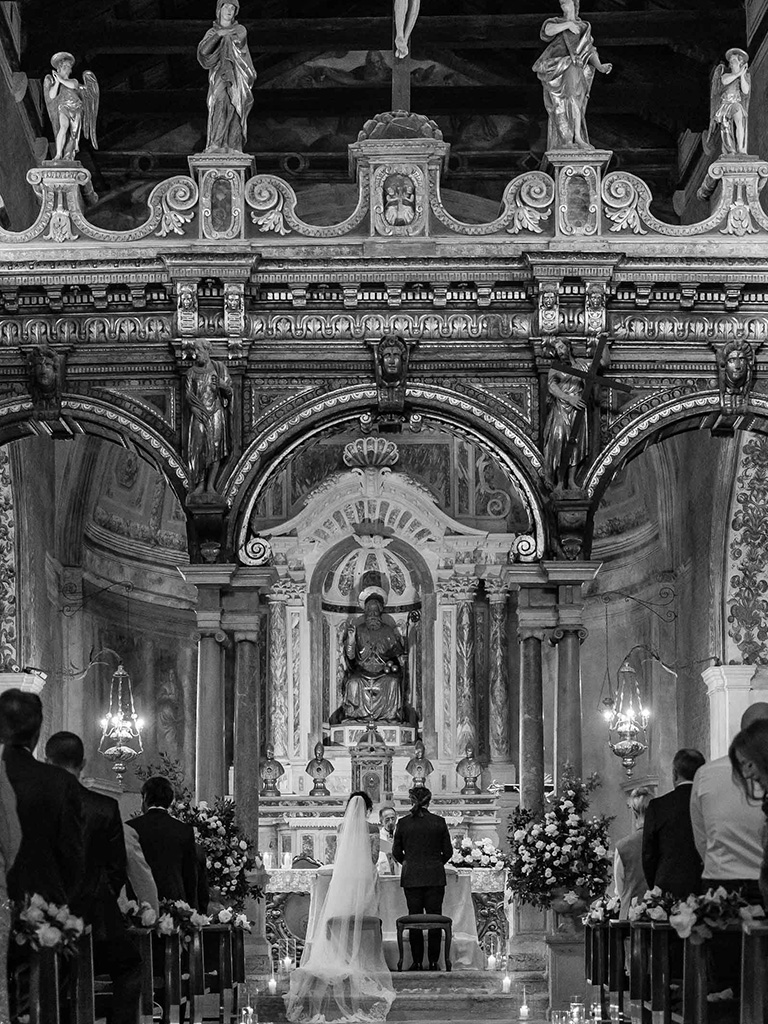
xmin=716 ymin=337 xmax=756 ymax=414
xmin=727 ymin=435 xmax=768 ymax=665
xmin=0 ymin=447 xmax=17 ymax=671
xmin=372 ymin=164 xmax=426 ymax=236
xmin=26 ymin=344 xmax=66 ymax=419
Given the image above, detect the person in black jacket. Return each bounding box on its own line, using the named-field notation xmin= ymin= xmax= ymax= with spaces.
xmin=392 ymin=787 xmax=453 ymax=970
xmin=642 ymin=748 xmax=706 ymax=899
xmin=45 ymin=731 xmax=142 ymax=1024
xmin=128 ymin=775 xmax=198 ymax=907
xmin=0 ymin=690 xmax=84 ymax=907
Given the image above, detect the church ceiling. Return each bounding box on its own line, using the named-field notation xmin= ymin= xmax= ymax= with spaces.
xmin=13 ymin=0 xmax=745 ymax=224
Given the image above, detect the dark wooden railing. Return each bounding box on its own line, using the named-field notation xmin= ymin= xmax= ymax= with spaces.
xmin=22 ymin=922 xmax=248 ymax=1024
xmin=586 ymin=918 xmax=768 ymax=1024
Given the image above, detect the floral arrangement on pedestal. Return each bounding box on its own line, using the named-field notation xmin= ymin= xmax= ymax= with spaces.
xmin=627 ymin=886 xmax=678 ymax=923
xmin=213 ymin=906 xmax=252 ymax=931
xmin=669 ymin=887 xmax=765 ymax=943
xmin=583 ymin=894 xmax=620 ymax=926
xmin=135 ymin=753 xmax=265 ymax=909
xmin=14 ymin=895 xmax=84 ymax=955
xmin=121 ymin=899 xmax=158 ymax=930
xmin=173 ymin=797 xmax=265 ymax=907
xmin=507 ymin=767 xmax=613 ymax=911
xmin=450 ymin=835 xmax=507 ymax=870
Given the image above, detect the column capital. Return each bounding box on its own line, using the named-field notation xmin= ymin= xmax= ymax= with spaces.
xmin=702 ymin=664 xmax=756 ymax=696
xmin=267 ymin=578 xmax=306 ymax=604
xmin=438 ymin=574 xmax=479 ymax=604
xmin=232 ymin=630 xmax=261 ymax=644
xmin=193 ymin=629 xmax=228 ymax=645
xmin=484 ymin=576 xmax=511 ymax=604
xmin=181 ymin=564 xmax=237 ymax=589
xmin=518 ymin=626 xmax=548 ymax=643
xmin=550 ymin=625 xmax=588 ymax=645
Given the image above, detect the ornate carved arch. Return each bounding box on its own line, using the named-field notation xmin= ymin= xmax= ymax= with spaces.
xmin=585 ymin=387 xmax=768 ymax=501
xmin=0 ymin=394 xmax=189 ymax=504
xmin=223 ymin=381 xmax=547 ymax=557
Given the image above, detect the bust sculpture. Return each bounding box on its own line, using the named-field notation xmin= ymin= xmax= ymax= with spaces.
xmin=329 ymin=572 xmax=406 ymax=723
xmin=259 ymin=743 xmax=285 ymax=796
xmin=405 ymin=740 xmax=433 ymax=788
xmin=306 ymin=741 xmax=334 ymax=796
xmin=456 ymin=743 xmax=483 ymax=795
xmin=717 ymin=338 xmax=755 ymax=413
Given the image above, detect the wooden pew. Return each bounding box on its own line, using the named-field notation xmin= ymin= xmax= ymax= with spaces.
xmin=127 ymin=926 xmax=156 ymax=1024
xmin=585 ymin=922 xmax=610 ymax=1021
xmin=608 ymin=920 xmax=629 ymax=1022
xmin=741 ymin=918 xmax=768 ymax=1024
xmin=628 ymin=921 xmax=651 ymax=1024
xmin=27 ymin=928 xmax=96 ymax=1024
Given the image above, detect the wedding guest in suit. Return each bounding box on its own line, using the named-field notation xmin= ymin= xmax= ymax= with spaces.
xmin=0 ymin=689 xmax=84 ymax=905
xmin=0 ymin=744 xmax=20 ymax=1024
xmin=392 ymin=787 xmax=453 ymax=971
xmin=45 ymin=732 xmax=142 ymax=1024
xmin=122 ymin=823 xmax=159 ymax=912
xmin=643 ymin=748 xmax=706 ymax=898
xmin=614 ymin=786 xmax=653 ymax=918
xmin=128 ymin=775 xmax=198 ymax=906
xmin=377 ymin=805 xmax=397 ymax=875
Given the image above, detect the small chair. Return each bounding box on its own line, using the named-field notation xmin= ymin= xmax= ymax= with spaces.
xmin=395 ymin=914 xmax=452 ymax=972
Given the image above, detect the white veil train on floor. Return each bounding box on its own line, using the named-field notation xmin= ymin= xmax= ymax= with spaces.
xmin=285 ymin=795 xmax=395 ymax=1023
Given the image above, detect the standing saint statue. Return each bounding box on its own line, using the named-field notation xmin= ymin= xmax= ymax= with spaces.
xmin=185 ymin=339 xmax=233 ymax=498
xmin=394 ymin=0 xmax=421 ymax=60
xmin=44 ymin=52 xmax=99 ymax=161
xmin=197 ymin=0 xmax=256 ymax=153
xmin=704 ymin=49 xmax=751 ymax=157
xmin=329 ymin=574 xmax=406 ymax=724
xmin=533 ymin=0 xmax=612 ymax=151
xmin=543 ymin=338 xmax=603 ymax=489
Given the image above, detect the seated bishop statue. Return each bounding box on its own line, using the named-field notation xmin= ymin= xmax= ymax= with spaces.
xmin=329 ymin=573 xmax=416 ymax=727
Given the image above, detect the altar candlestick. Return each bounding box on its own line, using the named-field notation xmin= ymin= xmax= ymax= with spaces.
xmin=282 ymin=852 xmax=292 ymax=868
xmin=502 ymin=975 xmax=512 ymax=994
xmin=487 ymin=953 xmax=497 ymax=971
xmin=267 ymin=976 xmax=277 ymax=995
xmin=283 ymin=955 xmax=292 ymax=972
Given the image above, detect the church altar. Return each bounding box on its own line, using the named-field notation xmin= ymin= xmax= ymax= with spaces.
xmin=264 ymin=865 xmax=507 ymax=969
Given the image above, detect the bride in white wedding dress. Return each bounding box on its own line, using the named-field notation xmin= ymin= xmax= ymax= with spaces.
xmin=285 ymin=793 xmax=396 ymax=1023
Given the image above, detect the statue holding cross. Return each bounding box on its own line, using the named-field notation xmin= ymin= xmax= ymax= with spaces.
xmin=543 ymin=335 xmax=632 ymax=490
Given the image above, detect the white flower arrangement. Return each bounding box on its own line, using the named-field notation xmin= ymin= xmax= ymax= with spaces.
xmin=450 ymin=835 xmax=507 ymax=869
xmin=669 ymin=886 xmax=765 ymax=944
xmin=14 ymin=894 xmax=84 ymax=955
xmin=582 ymin=894 xmax=620 ymax=925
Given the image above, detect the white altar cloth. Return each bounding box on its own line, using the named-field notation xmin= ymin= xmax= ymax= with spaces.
xmin=298 ymin=865 xmax=484 ymax=970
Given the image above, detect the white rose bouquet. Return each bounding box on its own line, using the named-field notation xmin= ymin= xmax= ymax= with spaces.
xmin=669 ymin=887 xmax=765 ymax=944
xmin=507 ymin=767 xmax=613 ymax=911
xmin=450 ymin=835 xmax=507 ymax=869
xmin=14 ymin=894 xmax=84 ymax=956
xmin=120 ymin=898 xmax=158 ymax=929
xmin=156 ymin=899 xmax=211 ymax=944
xmin=627 ymin=886 xmax=677 ymax=923
xmin=583 ymin=894 xmax=620 ymax=926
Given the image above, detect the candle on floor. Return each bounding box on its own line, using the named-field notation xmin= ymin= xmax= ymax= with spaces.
xmin=268 ymin=976 xmax=277 ymax=995
xmin=502 ymin=975 xmax=512 ymax=994
xmin=519 ymin=984 xmax=530 ymax=1019
xmin=487 ymin=953 xmax=497 ymax=971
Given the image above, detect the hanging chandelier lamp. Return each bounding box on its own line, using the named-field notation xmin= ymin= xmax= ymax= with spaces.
xmin=98 ymin=657 xmax=144 ymax=785
xmin=602 ymin=656 xmax=651 ymax=778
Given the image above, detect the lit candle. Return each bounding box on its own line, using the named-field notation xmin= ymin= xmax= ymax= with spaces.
xmin=283 ymin=955 xmax=292 ymax=971
xmin=267 ymin=977 xmax=277 ymax=995
xmin=519 ymin=1006 xmax=530 ymax=1020
xmin=282 ymin=852 xmax=292 ymax=869
xmin=487 ymin=954 xmax=497 ymax=971
xmin=502 ymin=975 xmax=512 ymax=994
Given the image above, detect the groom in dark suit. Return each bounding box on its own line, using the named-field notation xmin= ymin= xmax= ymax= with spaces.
xmin=392 ymin=787 xmax=453 ymax=970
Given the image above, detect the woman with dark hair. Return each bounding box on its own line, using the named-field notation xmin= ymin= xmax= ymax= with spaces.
xmin=730 ymin=719 xmax=768 ymax=904
xmin=392 ymin=788 xmax=453 ymax=970
xmin=345 ymin=790 xmax=380 ymax=864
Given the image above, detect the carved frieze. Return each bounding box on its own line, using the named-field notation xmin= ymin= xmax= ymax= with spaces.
xmin=249 ymin=312 xmax=529 ymax=343
xmin=0 ymin=315 xmax=173 ymax=347
xmin=611 ymin=314 xmax=768 ymax=345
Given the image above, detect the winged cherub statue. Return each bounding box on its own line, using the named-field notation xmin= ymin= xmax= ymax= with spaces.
xmin=44 ymin=52 xmax=99 ymax=161
xmin=704 ymin=48 xmax=751 ymax=157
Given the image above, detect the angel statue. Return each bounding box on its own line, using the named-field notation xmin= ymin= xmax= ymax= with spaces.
xmin=533 ymin=0 xmax=612 ymax=151
xmin=704 ymin=48 xmax=751 ymax=157
xmin=44 ymin=52 xmax=99 ymax=161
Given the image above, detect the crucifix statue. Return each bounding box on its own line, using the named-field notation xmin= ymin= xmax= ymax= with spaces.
xmin=392 ymin=0 xmax=421 ymax=110
xmin=543 ymin=334 xmax=632 ymax=490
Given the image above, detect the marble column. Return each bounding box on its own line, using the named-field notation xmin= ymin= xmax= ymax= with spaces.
xmin=452 ymin=577 xmax=479 ymax=754
xmin=518 ymin=626 xmax=546 ymax=814
xmin=184 ymin=565 xmax=235 ymax=804
xmin=702 ymin=665 xmax=757 ymax=759
xmin=234 ymin=633 xmax=260 ymax=842
xmin=195 ymin=629 xmax=227 ymax=802
xmin=487 ymin=579 xmax=512 ymax=763
xmin=551 ymin=626 xmax=587 ymax=786
xmin=266 ymin=578 xmax=305 ymax=759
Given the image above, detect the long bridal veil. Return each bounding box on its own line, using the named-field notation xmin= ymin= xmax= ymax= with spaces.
xmin=285 ymin=795 xmax=395 ymax=1023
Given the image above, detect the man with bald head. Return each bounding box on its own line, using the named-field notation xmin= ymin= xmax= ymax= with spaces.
xmin=689 ymin=702 xmax=768 ymax=994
